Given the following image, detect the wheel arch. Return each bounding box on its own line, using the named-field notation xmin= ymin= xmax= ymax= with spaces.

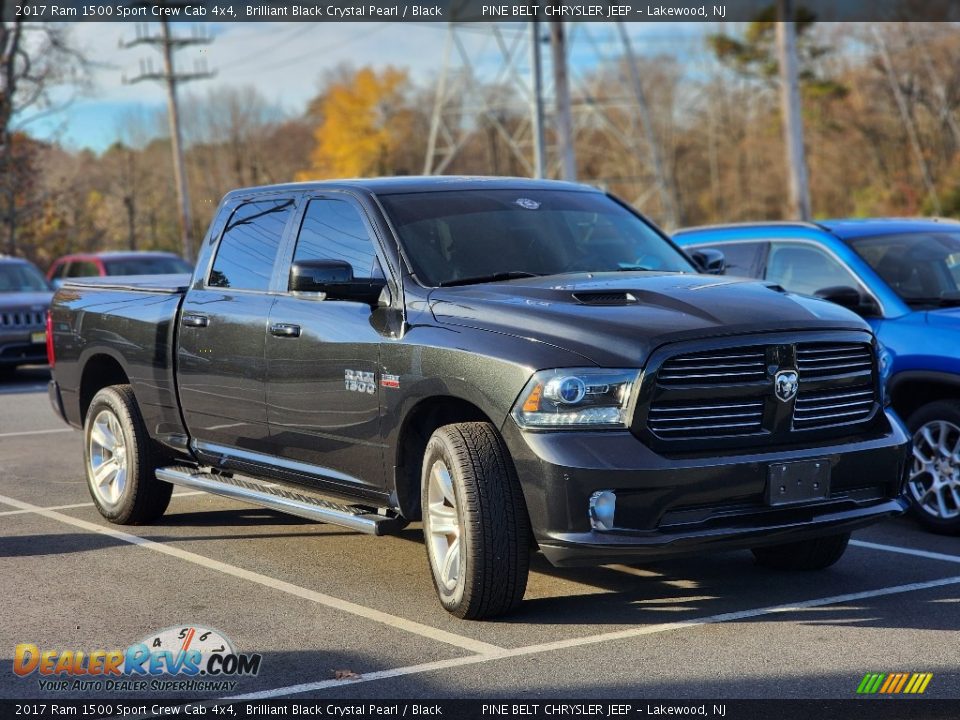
xmin=79 ymin=352 xmax=131 ymax=423
xmin=392 ymin=395 xmax=493 ymax=520
xmin=889 ymin=371 xmax=960 ymax=423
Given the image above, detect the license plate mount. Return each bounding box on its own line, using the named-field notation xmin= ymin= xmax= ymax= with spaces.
xmin=766 ymin=459 xmax=831 ymax=506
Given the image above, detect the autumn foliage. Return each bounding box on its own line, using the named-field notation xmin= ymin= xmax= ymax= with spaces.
xmin=297 ymin=66 xmax=417 ymax=180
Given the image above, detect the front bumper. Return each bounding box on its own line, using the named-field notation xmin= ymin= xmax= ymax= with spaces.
xmin=503 ymin=409 xmax=910 ymax=567
xmin=0 ymin=332 xmax=47 ymax=366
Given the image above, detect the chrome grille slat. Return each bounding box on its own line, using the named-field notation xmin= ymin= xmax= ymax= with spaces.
xmin=658 ymin=347 xmax=767 ymax=387
xmin=793 ymin=341 xmax=876 ymax=429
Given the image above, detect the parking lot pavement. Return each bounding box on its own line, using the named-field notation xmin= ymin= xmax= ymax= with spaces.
xmin=2 ymin=368 xmax=959 ymax=700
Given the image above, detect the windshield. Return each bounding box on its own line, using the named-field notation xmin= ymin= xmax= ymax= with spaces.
xmin=847 ymin=232 xmax=960 ymax=307
xmin=378 ymin=189 xmax=694 ymax=287
xmin=0 ymin=263 xmax=50 ymax=292
xmin=104 ymin=256 xmax=192 ymax=276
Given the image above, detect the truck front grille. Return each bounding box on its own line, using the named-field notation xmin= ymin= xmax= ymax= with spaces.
xmin=657 ymin=347 xmax=767 ymax=385
xmin=641 ymin=338 xmax=878 ymax=446
xmin=793 ymin=385 xmax=875 ymax=428
xmin=796 ymin=342 xmax=873 ymax=378
xmin=0 ymin=310 xmax=45 ymax=329
xmin=647 ymin=399 xmax=764 ymax=438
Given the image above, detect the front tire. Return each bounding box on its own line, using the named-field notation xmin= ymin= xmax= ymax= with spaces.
xmin=83 ymin=385 xmax=172 ymax=525
xmin=421 ymin=422 xmax=530 ymax=619
xmin=905 ymin=400 xmax=960 ymax=535
xmin=752 ymin=532 xmax=850 ymax=571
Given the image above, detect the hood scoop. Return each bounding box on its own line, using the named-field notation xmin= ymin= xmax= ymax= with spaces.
xmin=572 ymin=290 xmax=638 ymax=306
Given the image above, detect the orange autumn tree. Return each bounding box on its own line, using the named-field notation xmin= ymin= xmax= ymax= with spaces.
xmin=298 ymin=66 xmax=416 ymax=180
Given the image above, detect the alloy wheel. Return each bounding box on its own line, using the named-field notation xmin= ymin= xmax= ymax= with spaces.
xmin=908 ymin=420 xmax=960 ymax=520
xmin=88 ymin=409 xmax=128 ymax=506
xmin=426 ymin=459 xmax=461 ymax=592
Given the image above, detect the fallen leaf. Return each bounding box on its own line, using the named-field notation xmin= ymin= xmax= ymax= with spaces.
xmin=334 ymin=669 xmax=361 ymax=680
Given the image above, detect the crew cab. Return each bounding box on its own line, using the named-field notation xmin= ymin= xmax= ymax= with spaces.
xmin=675 ymin=219 xmax=960 ymax=534
xmin=48 ymin=178 xmax=910 ymax=619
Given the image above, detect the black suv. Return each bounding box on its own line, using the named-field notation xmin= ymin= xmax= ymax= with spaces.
xmin=48 ymin=178 xmax=910 ymax=619
xmin=0 ymin=256 xmax=52 ymax=371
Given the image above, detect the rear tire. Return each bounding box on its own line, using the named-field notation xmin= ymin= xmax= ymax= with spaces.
xmin=421 ymin=422 xmax=530 ymax=619
xmin=83 ymin=385 xmax=172 ymax=525
xmin=905 ymin=400 xmax=960 ymax=535
xmin=751 ymin=532 xmax=850 ymax=571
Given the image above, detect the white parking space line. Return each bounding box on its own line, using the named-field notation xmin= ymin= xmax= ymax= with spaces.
xmin=231 ymin=573 xmax=960 ymax=700
xmin=0 ymin=491 xmax=206 ymax=517
xmin=0 ymin=492 xmax=502 ymax=656
xmin=851 ymin=539 xmax=960 ymax=564
xmin=0 ymin=428 xmax=74 ymax=438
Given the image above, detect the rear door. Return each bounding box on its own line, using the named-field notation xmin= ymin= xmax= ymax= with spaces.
xmin=265 ymin=194 xmax=388 ymax=492
xmin=177 ymin=196 xmax=296 ymax=461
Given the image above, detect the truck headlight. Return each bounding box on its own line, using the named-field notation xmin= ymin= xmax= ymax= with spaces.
xmin=877 ymin=341 xmax=893 ymax=407
xmin=511 ymin=368 xmax=640 ymax=429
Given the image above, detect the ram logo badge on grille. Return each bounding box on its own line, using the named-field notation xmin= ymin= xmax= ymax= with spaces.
xmin=774 ymin=370 xmax=799 ymax=403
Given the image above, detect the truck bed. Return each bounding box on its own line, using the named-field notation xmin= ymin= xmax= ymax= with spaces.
xmin=61 ymin=273 xmax=191 ymax=294
xmin=49 ymin=274 xmax=190 ymax=451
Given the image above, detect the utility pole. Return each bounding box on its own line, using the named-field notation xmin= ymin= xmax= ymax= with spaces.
xmin=616 ymin=22 xmax=679 ymax=228
xmin=775 ymin=0 xmax=811 ymax=220
xmin=549 ymin=20 xmax=576 ymax=181
xmin=530 ymin=18 xmax=546 ymax=179
xmin=122 ymin=14 xmax=214 ymax=261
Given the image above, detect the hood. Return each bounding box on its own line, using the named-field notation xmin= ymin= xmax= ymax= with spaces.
xmin=0 ymin=291 xmax=53 ymax=310
xmin=428 ymin=273 xmax=870 ymax=367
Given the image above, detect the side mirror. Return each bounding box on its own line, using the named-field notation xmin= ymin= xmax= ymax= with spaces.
xmin=814 ymin=285 xmax=880 ymax=317
xmin=289 ymin=259 xmax=386 ymax=305
xmin=688 ymin=248 xmax=726 ymax=275
xmin=290 ymin=259 xmax=353 ymax=291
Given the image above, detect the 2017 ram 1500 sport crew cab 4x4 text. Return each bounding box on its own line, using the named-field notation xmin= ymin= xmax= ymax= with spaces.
xmin=48 ymin=178 xmax=910 ymax=619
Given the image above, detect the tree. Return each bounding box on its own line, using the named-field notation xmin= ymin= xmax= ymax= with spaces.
xmin=298 ymin=66 xmax=418 ymax=179
xmin=0 ymin=13 xmax=87 ymax=255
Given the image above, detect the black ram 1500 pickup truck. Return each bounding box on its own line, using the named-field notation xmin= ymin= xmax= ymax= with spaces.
xmin=48 ymin=177 xmax=910 ymax=619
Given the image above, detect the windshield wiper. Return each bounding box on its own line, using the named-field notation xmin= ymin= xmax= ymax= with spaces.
xmin=438 ymin=271 xmax=543 ymax=287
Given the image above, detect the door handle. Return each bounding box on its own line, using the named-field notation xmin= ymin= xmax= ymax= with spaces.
xmin=270 ymin=323 xmax=301 ymax=338
xmin=182 ymin=314 xmax=209 ymax=328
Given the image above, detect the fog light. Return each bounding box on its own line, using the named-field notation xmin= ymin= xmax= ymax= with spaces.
xmin=589 ymin=490 xmax=617 ymax=531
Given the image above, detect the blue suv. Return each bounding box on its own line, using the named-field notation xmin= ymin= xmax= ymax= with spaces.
xmin=675 ymin=219 xmax=960 ymax=534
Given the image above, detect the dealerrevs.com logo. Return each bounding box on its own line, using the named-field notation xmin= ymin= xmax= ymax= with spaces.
xmin=13 ymin=626 xmax=262 ymax=693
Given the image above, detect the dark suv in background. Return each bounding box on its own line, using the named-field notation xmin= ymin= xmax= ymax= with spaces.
xmin=0 ymin=256 xmax=53 ymax=372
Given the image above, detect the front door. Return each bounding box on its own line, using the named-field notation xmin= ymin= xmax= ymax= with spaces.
xmin=265 ymin=195 xmax=388 ymax=492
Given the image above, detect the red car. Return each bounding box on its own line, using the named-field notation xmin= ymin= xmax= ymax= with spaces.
xmin=47 ymin=251 xmax=192 ymax=288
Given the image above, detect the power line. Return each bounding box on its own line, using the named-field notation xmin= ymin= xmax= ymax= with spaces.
xmin=121 ymin=6 xmax=215 ymax=262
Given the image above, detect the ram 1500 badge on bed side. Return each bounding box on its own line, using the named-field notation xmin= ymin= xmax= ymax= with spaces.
xmin=48 ymin=178 xmax=910 ymax=619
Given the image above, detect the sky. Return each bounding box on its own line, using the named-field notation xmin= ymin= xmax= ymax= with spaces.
xmin=21 ymin=21 xmax=712 ymax=152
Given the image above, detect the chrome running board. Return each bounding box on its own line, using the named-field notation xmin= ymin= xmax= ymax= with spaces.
xmin=155 ymin=465 xmax=403 ymax=536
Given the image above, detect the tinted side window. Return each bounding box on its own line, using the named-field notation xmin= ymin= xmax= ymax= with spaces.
xmin=764 ymin=242 xmax=861 ymax=296
xmin=292 ymin=199 xmax=379 ymax=280
xmin=50 ymin=262 xmax=67 ymax=279
xmin=67 ymin=261 xmax=99 ymax=278
xmin=209 ymin=199 xmax=294 ymax=291
xmin=703 ymin=242 xmax=766 ymax=278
